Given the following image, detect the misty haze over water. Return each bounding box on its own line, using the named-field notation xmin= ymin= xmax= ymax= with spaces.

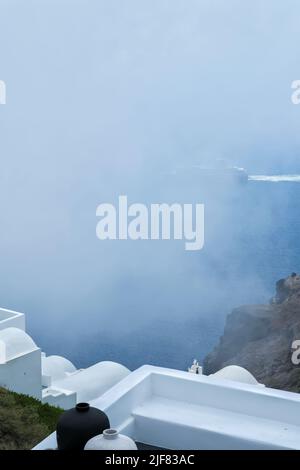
xmin=71 ymin=179 xmax=300 ymax=370
xmin=1 ymin=1 xmax=300 ymax=370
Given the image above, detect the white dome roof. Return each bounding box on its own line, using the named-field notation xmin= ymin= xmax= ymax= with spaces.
xmin=52 ymin=361 xmax=130 ymax=402
xmin=211 ymin=365 xmax=259 ymax=385
xmin=42 ymin=355 xmax=76 ymax=381
xmin=0 ymin=327 xmax=38 ymax=362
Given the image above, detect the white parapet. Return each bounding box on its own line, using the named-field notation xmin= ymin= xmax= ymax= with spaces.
xmin=34 ymin=365 xmax=300 ymax=450
xmin=42 ymin=386 xmax=77 ymax=410
xmin=0 ymin=308 xmax=25 ymax=332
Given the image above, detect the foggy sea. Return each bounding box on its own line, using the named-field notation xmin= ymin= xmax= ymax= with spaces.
xmin=23 ymin=178 xmax=300 ymax=372
xmin=1 ymin=1 xmax=300 ymax=375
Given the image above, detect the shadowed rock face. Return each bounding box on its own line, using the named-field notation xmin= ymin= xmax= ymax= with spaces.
xmin=203 ymin=274 xmax=300 ymax=392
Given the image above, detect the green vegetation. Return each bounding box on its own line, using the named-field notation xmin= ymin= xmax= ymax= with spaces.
xmin=0 ymin=387 xmax=63 ymax=450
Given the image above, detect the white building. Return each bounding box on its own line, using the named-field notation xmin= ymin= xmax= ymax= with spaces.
xmin=3 ymin=306 xmax=300 ymax=450
xmin=0 ymin=308 xmax=130 ymax=409
xmin=0 ymin=325 xmax=42 ymax=399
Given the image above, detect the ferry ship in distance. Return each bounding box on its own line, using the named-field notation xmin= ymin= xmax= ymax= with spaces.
xmin=168 ymin=160 xmax=248 ymax=187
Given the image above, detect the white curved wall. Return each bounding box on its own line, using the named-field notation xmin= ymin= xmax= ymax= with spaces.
xmin=0 ymin=327 xmax=38 ymax=362
xmin=52 ymin=361 xmax=130 ymax=403
xmin=211 ymin=365 xmax=260 ymax=385
xmin=42 ymin=355 xmax=76 ymax=383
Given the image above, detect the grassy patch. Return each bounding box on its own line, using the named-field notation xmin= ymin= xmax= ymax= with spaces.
xmin=0 ymin=387 xmax=63 ymax=450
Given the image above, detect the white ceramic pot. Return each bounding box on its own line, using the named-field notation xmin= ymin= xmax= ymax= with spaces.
xmin=84 ymin=429 xmax=138 ymax=450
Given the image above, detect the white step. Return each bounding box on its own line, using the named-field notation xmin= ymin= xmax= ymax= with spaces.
xmin=132 ymin=396 xmax=300 ymax=450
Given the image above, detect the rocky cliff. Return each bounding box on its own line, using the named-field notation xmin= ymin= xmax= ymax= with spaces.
xmin=203 ymin=273 xmax=300 ymax=392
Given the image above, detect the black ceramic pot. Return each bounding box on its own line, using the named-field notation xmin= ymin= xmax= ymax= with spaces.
xmin=56 ymin=402 xmax=110 ymax=450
